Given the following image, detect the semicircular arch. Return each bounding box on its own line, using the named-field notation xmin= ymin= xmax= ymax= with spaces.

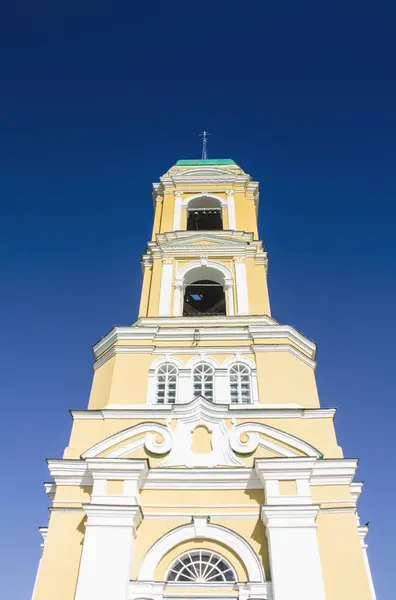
xmin=137 ymin=520 xmax=265 ymax=582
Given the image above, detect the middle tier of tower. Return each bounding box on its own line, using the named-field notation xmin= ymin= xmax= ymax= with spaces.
xmin=139 ymin=230 xmax=270 ymax=319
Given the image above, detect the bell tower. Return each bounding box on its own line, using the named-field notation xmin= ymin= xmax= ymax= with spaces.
xmin=32 ymin=158 xmax=377 ymax=600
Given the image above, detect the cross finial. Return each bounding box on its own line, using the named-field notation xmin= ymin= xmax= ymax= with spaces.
xmin=199 ymin=130 xmax=210 ymax=159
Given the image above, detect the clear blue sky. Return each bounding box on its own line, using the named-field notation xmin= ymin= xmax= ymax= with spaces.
xmin=1 ymin=1 xmax=395 ymax=598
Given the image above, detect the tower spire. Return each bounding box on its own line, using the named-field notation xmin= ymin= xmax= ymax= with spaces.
xmin=199 ymin=130 xmax=210 ymax=159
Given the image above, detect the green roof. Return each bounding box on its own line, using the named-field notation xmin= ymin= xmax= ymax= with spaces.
xmin=175 ymin=159 xmax=236 ymax=166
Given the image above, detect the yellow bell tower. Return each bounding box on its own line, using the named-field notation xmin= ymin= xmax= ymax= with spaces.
xmin=32 ymin=158 xmax=377 ymax=600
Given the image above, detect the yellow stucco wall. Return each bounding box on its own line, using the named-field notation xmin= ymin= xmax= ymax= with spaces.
xmin=317 ymin=511 xmax=373 ymax=599
xmin=33 ymin=510 xmax=85 ymax=600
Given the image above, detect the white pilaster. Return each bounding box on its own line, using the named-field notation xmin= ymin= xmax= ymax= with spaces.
xmin=172 ymin=280 xmax=183 ymax=316
xmin=234 ymin=258 xmax=249 ymax=315
xmin=358 ymin=526 xmax=377 ymax=600
xmin=225 ymin=280 xmax=235 ymax=316
xmin=214 ymin=368 xmax=229 ymax=403
xmin=173 ymin=192 xmax=182 ymax=230
xmin=158 ymin=259 xmax=174 ymax=316
xmin=256 ymin=458 xmax=325 ymax=600
xmin=261 ymin=505 xmax=326 ymax=600
xmin=75 ymin=504 xmax=142 ymax=600
xmin=226 ymin=190 xmax=236 ymax=230
xmin=75 ymin=459 xmax=147 ymax=600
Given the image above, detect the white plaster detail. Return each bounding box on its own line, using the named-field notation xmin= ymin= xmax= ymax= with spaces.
xmin=137 ymin=520 xmax=265 ymax=582
xmin=159 ymin=397 xmax=243 ymax=467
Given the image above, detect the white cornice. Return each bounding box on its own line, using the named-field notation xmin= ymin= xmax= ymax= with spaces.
xmin=92 ymin=321 xmax=316 ymax=370
xmin=71 ymin=407 xmax=336 ymax=420
xmin=350 ymin=481 xmax=364 ymax=503
xmin=45 ymin=459 xmax=358 ymax=490
xmin=92 ymin=343 xmax=315 ymax=371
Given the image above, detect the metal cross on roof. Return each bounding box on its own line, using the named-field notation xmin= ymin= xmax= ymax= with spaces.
xmin=199 ymin=130 xmax=210 ymax=159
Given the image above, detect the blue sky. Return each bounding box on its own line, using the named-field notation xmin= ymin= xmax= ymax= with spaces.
xmin=1 ymin=1 xmax=395 ymax=598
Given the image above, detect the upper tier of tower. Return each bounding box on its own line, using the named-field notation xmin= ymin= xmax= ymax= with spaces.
xmin=151 ymin=159 xmax=259 ymax=238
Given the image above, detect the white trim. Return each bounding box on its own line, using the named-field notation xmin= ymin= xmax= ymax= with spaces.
xmin=137 ymin=518 xmax=265 ymax=583
xmin=128 ymin=581 xmax=272 ymax=600
xmin=71 ymin=407 xmax=336 ymax=420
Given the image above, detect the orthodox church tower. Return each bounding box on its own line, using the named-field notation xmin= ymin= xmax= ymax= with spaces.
xmin=32 ymin=158 xmax=376 ymax=600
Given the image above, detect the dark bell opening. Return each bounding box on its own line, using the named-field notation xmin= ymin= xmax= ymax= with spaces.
xmin=183 ymin=280 xmax=226 ymax=316
xmin=187 ymin=209 xmax=223 ymax=231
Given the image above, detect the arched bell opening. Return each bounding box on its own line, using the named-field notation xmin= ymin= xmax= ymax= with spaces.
xmin=183 ymin=279 xmax=226 ymax=316
xmin=187 ymin=196 xmax=223 ymax=231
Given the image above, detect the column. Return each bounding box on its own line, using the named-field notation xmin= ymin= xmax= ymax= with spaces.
xmin=75 ymin=459 xmax=148 ymax=600
xmin=358 ymin=526 xmax=377 ymax=600
xmin=234 ymin=258 xmax=249 ymax=315
xmin=224 ymin=280 xmax=234 ymax=316
xmin=173 ymin=192 xmax=183 ymax=230
xmin=158 ymin=258 xmax=174 ymax=316
xmin=226 ymin=190 xmax=236 ymax=229
xmin=261 ymin=505 xmax=325 ymax=600
xmin=75 ymin=505 xmax=142 ymax=600
xmin=214 ymin=368 xmax=229 ymax=403
xmin=256 ymin=458 xmax=326 ymax=600
xmin=173 ymin=279 xmax=183 ymax=316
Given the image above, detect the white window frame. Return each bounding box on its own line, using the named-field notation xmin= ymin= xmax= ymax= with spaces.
xmin=229 ymin=363 xmax=252 ymax=405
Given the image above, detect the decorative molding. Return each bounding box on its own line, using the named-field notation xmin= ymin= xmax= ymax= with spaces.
xmin=232 ymin=424 xmax=322 ymax=458
xmin=82 ymin=424 xmax=172 ymax=459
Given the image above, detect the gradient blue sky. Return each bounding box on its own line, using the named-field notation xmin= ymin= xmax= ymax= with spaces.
xmin=1 ymin=1 xmax=395 ymax=598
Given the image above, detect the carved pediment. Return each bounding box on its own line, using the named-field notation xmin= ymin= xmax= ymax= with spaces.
xmin=159 ymin=234 xmax=247 ymax=250
xmin=82 ymin=397 xmax=322 ymax=467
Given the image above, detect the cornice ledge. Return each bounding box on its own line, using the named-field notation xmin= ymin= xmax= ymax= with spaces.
xmin=70 ymin=406 xmax=336 ymax=421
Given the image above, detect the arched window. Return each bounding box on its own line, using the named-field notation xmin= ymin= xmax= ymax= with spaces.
xmin=193 ymin=364 xmax=214 ymax=401
xmin=156 ymin=364 xmax=177 ymax=404
xmin=167 ymin=550 xmax=236 ymax=583
xmin=187 ymin=196 xmax=223 ymax=231
xmin=183 ymin=279 xmax=226 ymax=316
xmin=229 ymin=364 xmax=251 ymax=404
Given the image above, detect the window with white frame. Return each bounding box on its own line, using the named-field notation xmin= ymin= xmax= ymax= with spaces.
xmin=166 ymin=550 xmax=236 ymax=583
xmin=156 ymin=364 xmax=177 ymax=404
xmin=229 ymin=363 xmax=251 ymax=404
xmin=193 ymin=363 xmax=214 ymax=401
